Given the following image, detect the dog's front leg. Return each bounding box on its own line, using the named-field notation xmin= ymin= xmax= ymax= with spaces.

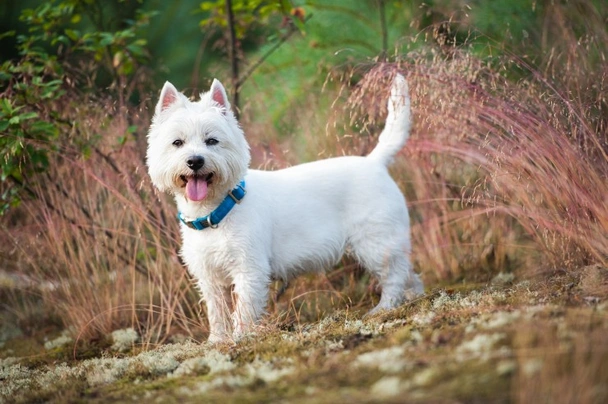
xmin=199 ymin=282 xmax=233 ymax=343
xmin=231 ymin=272 xmax=270 ymax=339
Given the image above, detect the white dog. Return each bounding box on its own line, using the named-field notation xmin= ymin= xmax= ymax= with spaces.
xmin=147 ymin=74 xmax=423 ymax=342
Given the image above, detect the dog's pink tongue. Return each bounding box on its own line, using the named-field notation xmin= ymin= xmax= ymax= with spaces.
xmin=186 ymin=177 xmax=208 ymax=201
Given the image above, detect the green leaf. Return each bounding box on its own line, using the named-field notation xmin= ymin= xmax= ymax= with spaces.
xmin=65 ymin=29 xmax=80 ymax=41
xmin=200 ymin=2 xmax=217 ymax=12
xmin=0 ymin=31 xmax=16 ymax=41
xmin=99 ymin=33 xmax=114 ymax=46
xmin=19 ymin=111 xmax=38 ymax=121
xmin=0 ymin=98 xmax=14 ymax=113
xmin=30 ymin=120 xmax=59 ymax=137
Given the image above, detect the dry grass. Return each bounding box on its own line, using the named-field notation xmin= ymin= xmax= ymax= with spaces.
xmin=339 ymin=35 xmax=607 ymax=282
xmin=1 ymin=106 xmax=207 ymax=345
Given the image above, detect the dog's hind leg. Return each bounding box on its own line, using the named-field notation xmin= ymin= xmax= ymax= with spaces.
xmin=351 ymin=232 xmax=423 ymax=315
xmin=371 ymin=253 xmax=423 ymax=315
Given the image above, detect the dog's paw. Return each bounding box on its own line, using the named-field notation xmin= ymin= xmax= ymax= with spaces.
xmin=232 ymin=323 xmax=265 ymax=342
xmin=207 ymin=331 xmax=233 ymax=345
xmin=364 ymin=304 xmax=392 ymax=318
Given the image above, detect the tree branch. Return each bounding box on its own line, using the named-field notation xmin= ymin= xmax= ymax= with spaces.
xmin=236 ymin=15 xmax=311 ymax=90
xmin=225 ymin=0 xmax=240 ymax=116
xmin=378 ymin=0 xmax=388 ymax=60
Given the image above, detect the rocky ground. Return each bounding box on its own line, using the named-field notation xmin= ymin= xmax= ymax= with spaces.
xmin=2 ymin=266 xmax=607 ymax=403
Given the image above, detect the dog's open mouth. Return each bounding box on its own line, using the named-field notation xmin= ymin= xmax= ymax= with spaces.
xmin=180 ymin=173 xmax=214 ymax=201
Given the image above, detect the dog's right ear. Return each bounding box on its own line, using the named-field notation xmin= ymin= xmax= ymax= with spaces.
xmin=155 ymin=81 xmax=183 ymax=115
xmin=210 ymin=79 xmax=231 ymax=115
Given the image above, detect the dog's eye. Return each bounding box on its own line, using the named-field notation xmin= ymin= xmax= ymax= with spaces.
xmin=205 ymin=138 xmax=219 ymax=146
xmin=172 ymin=139 xmax=184 ymax=147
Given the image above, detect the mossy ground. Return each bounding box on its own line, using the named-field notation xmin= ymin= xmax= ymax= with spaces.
xmin=2 ymin=266 xmax=607 ymax=403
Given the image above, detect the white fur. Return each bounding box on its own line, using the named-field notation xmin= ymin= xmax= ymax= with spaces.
xmin=147 ymin=75 xmax=424 ymax=343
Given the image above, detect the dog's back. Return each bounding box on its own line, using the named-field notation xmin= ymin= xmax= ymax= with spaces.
xmin=242 ymin=153 xmax=409 ymax=280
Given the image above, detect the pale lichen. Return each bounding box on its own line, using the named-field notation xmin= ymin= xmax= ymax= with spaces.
xmin=179 ymin=357 xmax=294 ymax=395
xmin=44 ymin=330 xmax=73 ymax=350
xmin=456 ymin=333 xmax=508 ymax=362
xmin=370 ymin=375 xmax=403 ymax=397
xmin=410 ymin=367 xmax=439 ymax=387
xmin=354 ymin=346 xmax=409 ymax=373
xmin=138 ymin=350 xmax=180 ymax=376
xmin=465 ymin=310 xmax=522 ymax=333
xmin=411 ymin=310 xmax=436 ymax=326
xmin=491 ymin=272 xmax=515 ymax=285
xmin=170 ymin=349 xmax=235 ymax=377
xmin=522 ymin=358 xmax=544 ymax=376
xmin=111 ymin=328 xmax=139 ymax=352
xmin=343 ymin=319 xmax=375 ymax=336
xmin=85 ymin=357 xmax=132 ymax=386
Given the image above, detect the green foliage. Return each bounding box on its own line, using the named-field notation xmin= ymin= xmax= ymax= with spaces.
xmin=241 ymin=0 xmax=415 ymax=127
xmin=0 ymin=0 xmax=154 ymax=214
xmin=0 ymin=53 xmax=64 ymax=213
xmin=196 ymin=0 xmax=307 ymax=111
xmin=0 ymin=98 xmax=59 ymax=179
xmin=199 ymin=0 xmax=298 ymax=41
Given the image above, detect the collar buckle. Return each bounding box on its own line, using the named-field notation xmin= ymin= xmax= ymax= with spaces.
xmin=206 ymin=216 xmax=218 ymax=229
xmin=227 ymin=183 xmax=246 ymax=204
xmin=184 ymin=220 xmax=197 ymax=230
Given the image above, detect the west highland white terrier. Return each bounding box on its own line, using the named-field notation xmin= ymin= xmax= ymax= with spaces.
xmin=147 ymin=74 xmax=424 ymax=342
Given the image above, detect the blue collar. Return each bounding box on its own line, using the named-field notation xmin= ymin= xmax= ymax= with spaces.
xmin=178 ymin=180 xmax=246 ymax=230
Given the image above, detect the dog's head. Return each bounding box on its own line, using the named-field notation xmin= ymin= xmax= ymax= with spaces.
xmin=147 ymin=79 xmax=250 ymax=205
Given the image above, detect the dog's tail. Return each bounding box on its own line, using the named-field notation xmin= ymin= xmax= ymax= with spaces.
xmin=367 ymin=74 xmax=411 ymax=166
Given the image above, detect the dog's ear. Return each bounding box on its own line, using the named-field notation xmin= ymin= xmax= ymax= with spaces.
xmin=156 ymin=81 xmax=182 ymax=115
xmin=210 ymin=79 xmax=230 ymax=115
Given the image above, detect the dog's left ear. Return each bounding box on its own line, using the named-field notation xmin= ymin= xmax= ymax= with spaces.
xmin=210 ymin=79 xmax=231 ymax=115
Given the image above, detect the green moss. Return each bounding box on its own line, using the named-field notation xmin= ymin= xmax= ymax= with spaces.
xmin=1 ymin=336 xmax=45 ymax=362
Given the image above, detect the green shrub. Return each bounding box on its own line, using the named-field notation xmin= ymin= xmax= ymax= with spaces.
xmin=0 ymin=0 xmax=153 ymax=214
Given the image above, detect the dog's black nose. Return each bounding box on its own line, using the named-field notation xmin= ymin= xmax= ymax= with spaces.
xmin=187 ymin=156 xmax=205 ymax=171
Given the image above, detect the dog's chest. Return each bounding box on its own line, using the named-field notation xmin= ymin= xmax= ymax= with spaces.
xmin=180 ymin=227 xmax=245 ymax=280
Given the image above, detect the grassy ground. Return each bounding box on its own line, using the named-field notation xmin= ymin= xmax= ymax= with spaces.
xmin=2 ymin=265 xmax=607 ymax=403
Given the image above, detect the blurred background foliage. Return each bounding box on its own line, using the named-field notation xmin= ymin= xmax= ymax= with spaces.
xmin=2 ymin=0 xmax=595 ymax=211
xmin=0 ymin=0 xmax=562 ymax=109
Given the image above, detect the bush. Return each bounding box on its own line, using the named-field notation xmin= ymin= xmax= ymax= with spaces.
xmin=0 ymin=0 xmax=153 ymax=213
